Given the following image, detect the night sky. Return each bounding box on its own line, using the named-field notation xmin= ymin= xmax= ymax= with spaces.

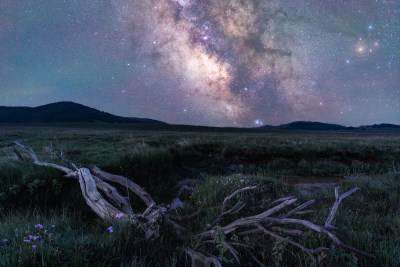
xmin=0 ymin=0 xmax=399 ymax=127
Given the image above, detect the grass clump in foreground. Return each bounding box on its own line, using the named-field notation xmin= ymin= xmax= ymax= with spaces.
xmin=0 ymin=208 xmax=181 ymax=266
xmin=0 ymin=126 xmax=399 ymax=265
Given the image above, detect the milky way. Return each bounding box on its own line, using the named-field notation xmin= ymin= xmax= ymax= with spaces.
xmin=0 ymin=0 xmax=399 ymax=126
xmin=121 ymin=0 xmax=326 ymax=126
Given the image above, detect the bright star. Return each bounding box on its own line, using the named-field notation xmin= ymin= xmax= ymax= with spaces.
xmin=254 ymin=120 xmax=263 ymax=125
xmin=356 ymin=46 xmax=365 ymax=54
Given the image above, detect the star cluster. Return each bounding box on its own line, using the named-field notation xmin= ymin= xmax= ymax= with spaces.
xmin=0 ymin=0 xmax=399 ymax=127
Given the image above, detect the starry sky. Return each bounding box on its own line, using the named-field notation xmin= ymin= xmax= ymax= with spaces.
xmin=0 ymin=0 xmax=399 ymax=127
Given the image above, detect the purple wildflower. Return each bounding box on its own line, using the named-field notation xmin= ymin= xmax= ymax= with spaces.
xmin=107 ymin=226 xmax=113 ymax=233
xmin=2 ymin=239 xmax=8 ymax=242
xmin=34 ymin=224 xmax=43 ymax=229
xmin=240 ymin=179 xmax=244 ymax=183
xmin=115 ymin=213 xmax=123 ymax=219
xmin=32 ymin=245 xmax=36 ymax=248
xmin=51 ymin=225 xmax=55 ymax=228
xmin=23 ymin=239 xmax=31 ymax=242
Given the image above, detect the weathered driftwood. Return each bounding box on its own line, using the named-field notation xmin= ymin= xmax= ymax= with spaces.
xmin=11 ymin=141 xmax=375 ymax=266
xmin=192 ymin=185 xmax=375 ymax=263
xmin=185 ymin=248 xmax=222 ymax=267
xmin=9 ymin=147 xmax=24 ymax=161
xmin=12 ymin=141 xmax=165 ymax=239
xmin=210 ymin=186 xmax=257 ymax=226
xmin=88 ymin=165 xmax=155 ymax=207
xmin=78 ymin=168 xmax=123 ymax=219
xmin=324 ymin=187 xmax=359 ymax=230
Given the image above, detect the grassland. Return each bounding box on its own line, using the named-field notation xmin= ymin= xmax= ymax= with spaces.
xmin=0 ymin=123 xmax=399 ymax=266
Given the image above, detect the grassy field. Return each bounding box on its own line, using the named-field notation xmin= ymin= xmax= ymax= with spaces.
xmin=0 ymin=124 xmax=399 ymax=266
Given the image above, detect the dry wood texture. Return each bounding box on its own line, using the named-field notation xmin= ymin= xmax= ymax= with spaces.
xmin=11 ymin=141 xmax=375 ymax=266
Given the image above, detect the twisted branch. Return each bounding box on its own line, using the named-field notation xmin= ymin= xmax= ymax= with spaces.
xmin=10 ymin=141 xmax=375 ymax=266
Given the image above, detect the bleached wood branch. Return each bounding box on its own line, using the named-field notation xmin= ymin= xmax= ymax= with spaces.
xmin=280 ymin=199 xmax=315 ymax=219
xmin=197 ymin=197 xmax=297 ymax=239
xmin=9 ymin=147 xmax=24 ymax=161
xmin=170 ymin=210 xmax=200 ymax=221
xmin=11 ymin=142 xmax=165 ymax=239
xmin=14 ymin=141 xmax=72 ymax=174
xmin=78 ymin=168 xmax=123 ymax=220
xmin=221 ymin=186 xmax=258 ymax=212
xmin=185 ymin=248 xmax=222 ymax=267
xmin=269 ymin=226 xmax=303 ymax=236
xmin=89 ymin=165 xmax=155 ymax=207
xmin=247 ymin=250 xmax=266 ymax=267
xmin=324 ymin=186 xmax=360 ymax=229
xmin=93 ymin=176 xmax=133 ymax=215
xmin=263 ymin=217 xmax=375 ymax=258
xmin=255 ymin=223 xmax=328 ymax=260
xmin=11 ymin=141 xmax=375 ymax=264
xmin=269 ymin=196 xmax=295 ymax=206
xmin=195 ymin=187 xmax=375 ymax=264
xmin=210 ymin=185 xmax=258 ymax=226
xmin=50 ymin=142 xmax=78 ymax=171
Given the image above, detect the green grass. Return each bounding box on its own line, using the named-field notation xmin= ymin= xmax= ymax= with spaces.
xmin=179 ymin=173 xmax=400 ymax=266
xmin=0 ymin=125 xmax=399 ymax=265
xmin=0 ymin=208 xmax=181 ymax=266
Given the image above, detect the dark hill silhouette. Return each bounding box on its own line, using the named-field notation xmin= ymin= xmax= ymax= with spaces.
xmin=259 ymin=121 xmax=399 ymax=130
xmin=358 ymin=123 xmax=400 ymax=130
xmin=275 ymin=121 xmax=347 ymax=130
xmin=0 ymin=102 xmax=166 ymax=124
xmin=0 ymin=102 xmax=398 ymax=130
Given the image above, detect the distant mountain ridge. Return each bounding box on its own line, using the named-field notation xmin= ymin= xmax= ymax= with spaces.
xmin=260 ymin=121 xmax=400 ymax=130
xmin=0 ymin=102 xmax=398 ymax=130
xmin=276 ymin=121 xmax=347 ymax=130
xmin=358 ymin=123 xmax=400 ymax=130
xmin=0 ymin=102 xmax=166 ymax=124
